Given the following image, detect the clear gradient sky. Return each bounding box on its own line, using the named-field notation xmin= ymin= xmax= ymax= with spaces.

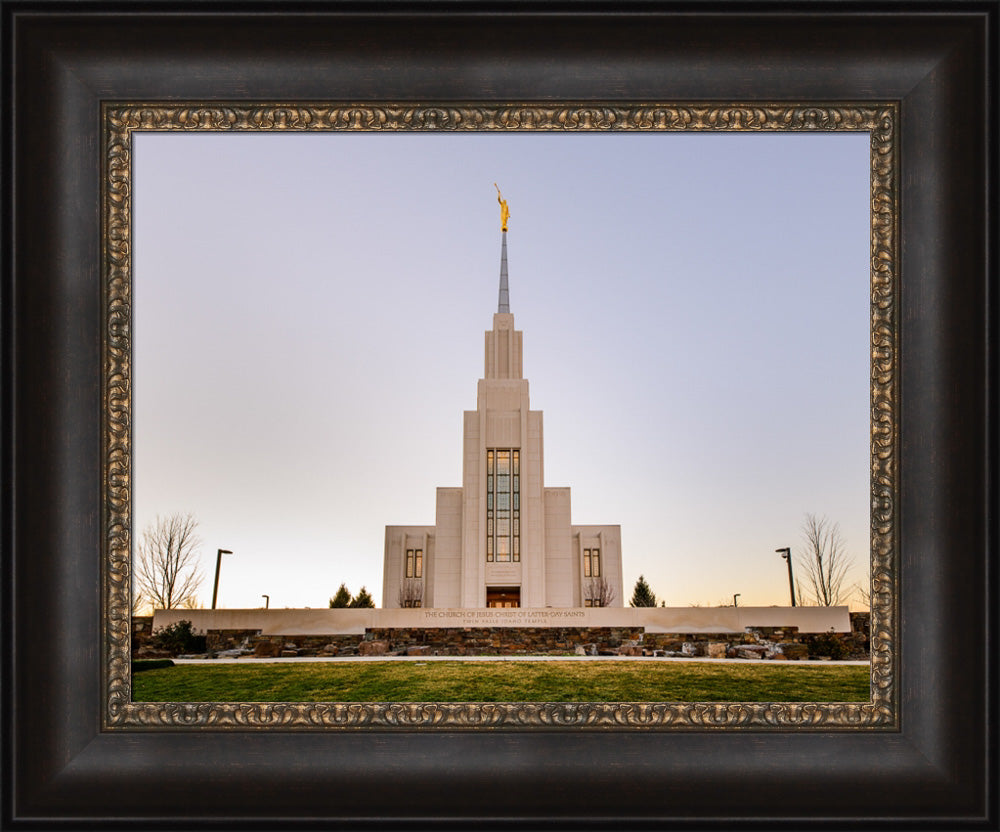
xmin=133 ymin=130 xmax=871 ymax=611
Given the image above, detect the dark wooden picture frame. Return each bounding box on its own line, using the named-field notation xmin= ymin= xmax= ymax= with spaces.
xmin=3 ymin=3 xmax=994 ymax=826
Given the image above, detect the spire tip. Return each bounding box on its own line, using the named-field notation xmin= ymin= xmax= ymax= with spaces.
xmin=495 ymin=184 xmax=510 ymax=233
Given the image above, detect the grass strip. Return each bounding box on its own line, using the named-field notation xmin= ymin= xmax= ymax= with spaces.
xmin=132 ymin=660 xmax=870 ymax=703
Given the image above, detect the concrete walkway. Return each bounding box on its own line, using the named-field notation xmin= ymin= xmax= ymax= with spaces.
xmin=171 ymin=654 xmax=870 ymax=666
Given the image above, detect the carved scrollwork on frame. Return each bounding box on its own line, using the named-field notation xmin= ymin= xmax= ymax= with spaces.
xmin=103 ymin=103 xmax=898 ymax=730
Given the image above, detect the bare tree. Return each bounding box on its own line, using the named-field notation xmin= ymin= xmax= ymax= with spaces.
xmin=133 ymin=513 xmax=204 ymax=610
xmin=797 ymin=513 xmax=853 ymax=606
xmin=585 ymin=576 xmax=616 ymax=607
xmin=853 ymin=580 xmax=872 ymax=611
xmin=131 ymin=587 xmax=147 ymax=616
xmin=398 ymin=579 xmax=424 ymax=608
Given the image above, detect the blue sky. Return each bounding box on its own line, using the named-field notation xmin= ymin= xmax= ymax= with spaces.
xmin=133 ymin=130 xmax=871 ymax=610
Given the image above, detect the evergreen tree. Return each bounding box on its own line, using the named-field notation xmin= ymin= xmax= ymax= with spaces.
xmin=349 ymin=586 xmax=375 ymax=608
xmin=629 ymin=575 xmax=657 ymax=607
xmin=329 ymin=583 xmax=352 ymax=608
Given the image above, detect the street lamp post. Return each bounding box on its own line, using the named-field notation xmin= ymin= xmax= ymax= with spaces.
xmin=261 ymin=594 xmax=270 ymax=609
xmin=776 ymin=547 xmax=796 ymax=606
xmin=211 ymin=548 xmax=233 ymax=609
xmin=733 ymin=593 xmax=740 ymax=608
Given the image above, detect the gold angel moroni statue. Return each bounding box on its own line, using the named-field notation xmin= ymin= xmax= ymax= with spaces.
xmin=494 ymin=183 xmax=510 ymax=232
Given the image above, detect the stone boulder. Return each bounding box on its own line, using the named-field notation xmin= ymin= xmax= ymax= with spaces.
xmin=681 ymin=641 xmax=703 ymax=657
xmin=406 ymin=645 xmax=431 ymax=656
xmin=775 ymin=642 xmax=809 ymax=661
xmin=618 ymin=640 xmax=642 ymax=657
xmin=358 ymin=639 xmax=389 ymax=656
xmin=706 ymin=642 xmax=729 ymax=659
xmin=253 ymin=640 xmax=281 ymax=658
xmin=736 ymin=646 xmax=768 ymax=660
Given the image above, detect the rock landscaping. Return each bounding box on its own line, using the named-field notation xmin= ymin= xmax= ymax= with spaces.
xmin=135 ymin=614 xmax=871 ymax=661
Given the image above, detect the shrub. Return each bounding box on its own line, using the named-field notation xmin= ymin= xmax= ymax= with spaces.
xmin=150 ymin=620 xmax=207 ymax=655
xmin=806 ymin=632 xmax=849 ymax=660
xmin=132 ymin=659 xmax=175 ymax=673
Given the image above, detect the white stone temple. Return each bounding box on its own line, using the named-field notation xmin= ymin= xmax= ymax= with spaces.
xmin=382 ymin=192 xmax=624 ymax=609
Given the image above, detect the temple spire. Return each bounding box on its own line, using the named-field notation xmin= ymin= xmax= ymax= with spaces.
xmin=498 ymin=230 xmax=510 ymax=313
xmin=495 ymin=184 xmax=511 ymax=313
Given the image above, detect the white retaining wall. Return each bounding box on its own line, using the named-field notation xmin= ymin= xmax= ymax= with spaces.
xmin=152 ymin=605 xmax=851 ymax=636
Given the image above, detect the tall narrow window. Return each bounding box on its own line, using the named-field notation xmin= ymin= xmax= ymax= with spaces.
xmin=405 ymin=548 xmax=423 ymax=579
xmin=583 ymin=548 xmax=601 ymax=578
xmin=486 ymin=449 xmax=520 ymax=562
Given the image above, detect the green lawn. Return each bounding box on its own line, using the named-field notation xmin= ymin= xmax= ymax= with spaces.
xmin=132 ymin=659 xmax=870 ymax=703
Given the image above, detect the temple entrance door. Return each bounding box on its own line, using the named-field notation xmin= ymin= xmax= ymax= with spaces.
xmin=486 ymin=587 xmax=521 ymax=608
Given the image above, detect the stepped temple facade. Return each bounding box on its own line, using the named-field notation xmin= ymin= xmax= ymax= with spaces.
xmin=381 ymin=191 xmax=624 ymax=609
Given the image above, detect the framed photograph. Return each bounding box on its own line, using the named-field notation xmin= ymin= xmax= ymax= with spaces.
xmin=120 ymin=109 xmax=885 ymax=725
xmin=4 ymin=3 xmax=994 ymax=827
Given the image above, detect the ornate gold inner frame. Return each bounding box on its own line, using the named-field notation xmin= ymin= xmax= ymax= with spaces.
xmin=103 ymin=103 xmax=898 ymax=730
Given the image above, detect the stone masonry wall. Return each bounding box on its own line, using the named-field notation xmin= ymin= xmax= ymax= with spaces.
xmin=131 ymin=615 xmax=154 ymax=652
xmin=249 ymin=634 xmax=363 ymax=657
xmin=367 ymin=626 xmax=644 ymax=656
xmin=645 ymin=624 xmax=869 ymax=661
xmin=206 ymin=629 xmax=263 ymax=652
xmin=190 ymin=616 xmax=872 ymax=660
